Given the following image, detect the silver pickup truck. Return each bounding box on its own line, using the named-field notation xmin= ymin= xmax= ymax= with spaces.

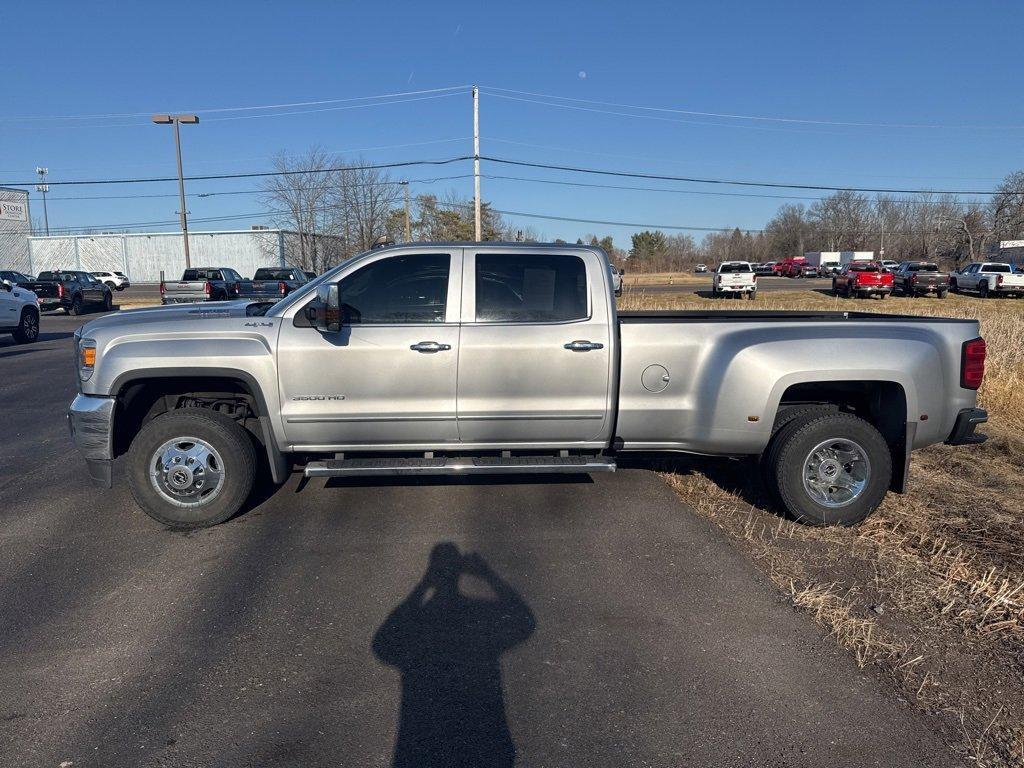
xmin=68 ymin=243 xmax=988 ymax=529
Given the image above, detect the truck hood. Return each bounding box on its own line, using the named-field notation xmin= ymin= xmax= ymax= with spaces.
xmin=77 ymin=300 xmax=262 ymax=337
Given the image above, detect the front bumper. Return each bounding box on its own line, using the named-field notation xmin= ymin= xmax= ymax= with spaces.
xmin=68 ymin=394 xmax=116 ymax=487
xmin=945 ymin=407 xmax=988 ymax=446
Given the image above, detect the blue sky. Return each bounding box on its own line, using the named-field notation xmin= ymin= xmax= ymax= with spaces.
xmin=2 ymin=0 xmax=1023 ymax=247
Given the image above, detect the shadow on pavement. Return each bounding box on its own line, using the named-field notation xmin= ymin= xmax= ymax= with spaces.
xmin=373 ymin=543 xmax=535 ymax=768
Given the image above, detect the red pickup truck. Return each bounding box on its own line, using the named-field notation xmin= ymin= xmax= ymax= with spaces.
xmin=832 ymin=262 xmax=893 ymax=299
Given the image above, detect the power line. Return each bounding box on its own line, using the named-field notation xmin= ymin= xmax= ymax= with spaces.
xmin=479 ymin=156 xmax=1006 ymax=196
xmin=0 ymin=85 xmax=471 ymax=123
xmin=42 ymin=174 xmax=475 ymax=201
xmin=0 ymin=156 xmax=473 ymax=187
xmin=480 ymin=85 xmax=1024 ymax=131
xmin=3 ymin=153 xmax=1010 ymax=196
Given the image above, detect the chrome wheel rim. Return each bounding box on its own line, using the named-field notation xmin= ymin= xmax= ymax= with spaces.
xmin=802 ymin=438 xmax=870 ymax=508
xmin=23 ymin=313 xmax=38 ymax=339
xmin=149 ymin=436 xmax=225 ymax=507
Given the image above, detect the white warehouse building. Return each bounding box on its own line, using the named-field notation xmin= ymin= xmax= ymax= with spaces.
xmin=21 ymin=229 xmax=344 ymax=282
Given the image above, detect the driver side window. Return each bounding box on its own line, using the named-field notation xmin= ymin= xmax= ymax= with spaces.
xmin=337 ymin=254 xmax=450 ymax=325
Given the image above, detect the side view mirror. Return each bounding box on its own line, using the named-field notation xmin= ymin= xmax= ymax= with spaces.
xmin=305 ymin=283 xmax=341 ymax=332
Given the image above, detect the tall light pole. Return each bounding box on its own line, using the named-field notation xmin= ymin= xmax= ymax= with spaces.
xmin=35 ymin=167 xmax=49 ymax=236
xmin=152 ymin=113 xmax=199 ymax=268
xmin=472 ymin=86 xmax=481 ymax=242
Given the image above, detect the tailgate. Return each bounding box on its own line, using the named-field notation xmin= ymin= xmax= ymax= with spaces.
xmin=21 ymin=282 xmax=60 ymax=298
xmin=165 ymin=280 xmax=208 ymax=297
xmin=718 ymin=273 xmax=753 ymax=286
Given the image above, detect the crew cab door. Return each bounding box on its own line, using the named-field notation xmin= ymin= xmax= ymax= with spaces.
xmin=277 ymin=249 xmax=462 ymax=450
xmin=0 ymin=282 xmax=19 ymax=329
xmin=456 ymin=249 xmax=613 ymax=446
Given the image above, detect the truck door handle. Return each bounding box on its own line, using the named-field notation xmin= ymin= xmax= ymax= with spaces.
xmin=564 ymin=340 xmax=604 ymax=352
xmin=410 ymin=341 xmax=451 ymax=353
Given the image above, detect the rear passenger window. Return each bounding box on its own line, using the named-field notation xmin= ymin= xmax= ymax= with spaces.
xmin=475 ymin=254 xmax=588 ymax=323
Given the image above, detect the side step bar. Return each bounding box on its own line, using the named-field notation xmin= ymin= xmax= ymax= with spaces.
xmin=304 ymin=455 xmax=617 ymax=478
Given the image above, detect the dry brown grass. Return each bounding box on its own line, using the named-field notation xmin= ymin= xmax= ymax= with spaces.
xmin=629 ymin=288 xmax=1024 ymax=766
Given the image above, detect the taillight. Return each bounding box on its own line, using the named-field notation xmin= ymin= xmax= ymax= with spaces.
xmin=57 ymin=283 xmax=65 ymax=299
xmin=752 ymin=274 xmax=757 ymax=282
xmin=997 ymin=274 xmax=1004 ymax=286
xmin=204 ymin=281 xmax=212 ymax=296
xmin=911 ymin=274 xmax=918 ymax=283
xmin=961 ymin=337 xmax=986 ymax=390
xmin=234 ymin=281 xmax=241 ymax=294
xmin=278 ymin=281 xmax=287 ymax=295
xmin=159 ymin=281 xmax=166 ymax=295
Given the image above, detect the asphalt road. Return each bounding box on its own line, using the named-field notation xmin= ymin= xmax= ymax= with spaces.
xmin=0 ymin=313 xmax=956 ymax=768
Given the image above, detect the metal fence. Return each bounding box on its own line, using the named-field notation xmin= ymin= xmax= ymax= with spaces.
xmin=16 ymin=229 xmax=342 ymax=283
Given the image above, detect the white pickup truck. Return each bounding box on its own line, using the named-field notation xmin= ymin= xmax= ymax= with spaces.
xmin=0 ymin=280 xmax=39 ymax=343
xmin=712 ymin=261 xmax=757 ymax=299
xmin=950 ymin=262 xmax=1024 ymax=298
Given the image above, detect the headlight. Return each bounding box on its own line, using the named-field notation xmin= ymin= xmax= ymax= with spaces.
xmin=78 ymin=338 xmax=97 ymax=382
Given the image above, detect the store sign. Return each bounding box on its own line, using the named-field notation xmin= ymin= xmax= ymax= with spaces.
xmin=0 ymin=199 xmax=28 ymax=222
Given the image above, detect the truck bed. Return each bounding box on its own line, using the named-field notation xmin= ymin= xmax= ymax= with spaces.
xmin=618 ymin=310 xmax=975 ymax=323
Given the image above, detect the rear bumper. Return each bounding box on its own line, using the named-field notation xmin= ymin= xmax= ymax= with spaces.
xmin=68 ymin=394 xmax=116 ymax=487
xmin=161 ymin=297 xmax=207 ymax=304
xmin=855 ymin=286 xmax=891 ymax=294
xmin=945 ymin=407 xmax=988 ymax=446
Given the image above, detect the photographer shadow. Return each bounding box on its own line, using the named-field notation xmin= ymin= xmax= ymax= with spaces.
xmin=373 ymin=543 xmax=535 ymax=768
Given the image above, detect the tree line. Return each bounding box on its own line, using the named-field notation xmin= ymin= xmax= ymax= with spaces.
xmin=260 ymin=147 xmax=1024 ymax=274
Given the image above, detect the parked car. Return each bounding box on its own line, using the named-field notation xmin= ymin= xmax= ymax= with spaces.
xmin=237 ymin=266 xmax=310 ymax=301
xmin=1 ymin=270 xmax=34 ymax=289
xmin=18 ymin=270 xmax=113 ymax=314
xmin=68 ymin=243 xmax=988 ymax=530
xmin=832 ymin=262 xmax=893 ymax=299
xmin=880 ymin=260 xmax=900 ymax=273
xmin=91 ymin=270 xmax=131 ymax=291
xmin=0 ymin=280 xmax=40 ymax=343
xmin=712 ymin=261 xmax=757 ymax=299
xmin=694 ymin=264 xmax=708 ymax=273
xmin=753 ymin=262 xmax=776 ymax=275
xmin=777 ymin=257 xmax=808 ymax=277
xmin=160 ymin=267 xmax=244 ymax=304
xmin=892 ymin=262 xmax=949 ymax=298
xmin=608 ymin=264 xmax=624 ymax=296
xmin=798 ymin=263 xmax=820 ymax=278
xmin=950 ymin=262 xmax=1024 ymax=298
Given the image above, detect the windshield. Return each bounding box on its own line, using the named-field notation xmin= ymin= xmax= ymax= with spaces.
xmin=266 ymin=252 xmax=364 ymax=317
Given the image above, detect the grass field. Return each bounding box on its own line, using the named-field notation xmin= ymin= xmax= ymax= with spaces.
xmin=618 ymin=288 xmax=1024 ymax=766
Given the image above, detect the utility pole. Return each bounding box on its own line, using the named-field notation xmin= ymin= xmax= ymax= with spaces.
xmin=35 ymin=167 xmax=49 ymax=236
xmin=402 ymin=180 xmax=411 ymax=241
xmin=152 ymin=114 xmax=199 ymax=268
xmin=472 ymin=86 xmax=481 ymax=242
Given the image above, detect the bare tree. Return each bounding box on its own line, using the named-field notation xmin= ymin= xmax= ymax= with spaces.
xmin=258 ymin=146 xmax=337 ymax=273
xmin=332 ymin=158 xmax=402 ymax=252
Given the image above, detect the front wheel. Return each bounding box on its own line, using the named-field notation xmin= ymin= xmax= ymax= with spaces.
xmin=127 ymin=408 xmax=257 ymax=529
xmin=12 ymin=307 xmax=39 ymax=344
xmin=763 ymin=411 xmax=891 ymax=526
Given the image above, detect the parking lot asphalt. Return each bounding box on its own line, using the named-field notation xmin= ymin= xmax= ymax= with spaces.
xmin=0 ymin=312 xmax=956 ymax=767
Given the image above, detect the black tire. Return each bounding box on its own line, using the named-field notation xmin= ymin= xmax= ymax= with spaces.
xmin=764 ymin=411 xmax=891 ymax=526
xmin=938 ymin=290 xmax=948 ymax=299
xmin=68 ymin=294 xmax=84 ymax=316
xmin=102 ymin=291 xmax=113 ymax=311
xmin=980 ymin=281 xmax=989 ymax=298
xmin=104 ymin=281 xmax=116 ymax=289
xmin=12 ymin=307 xmax=39 ymax=344
xmin=127 ymin=407 xmax=257 ymax=529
